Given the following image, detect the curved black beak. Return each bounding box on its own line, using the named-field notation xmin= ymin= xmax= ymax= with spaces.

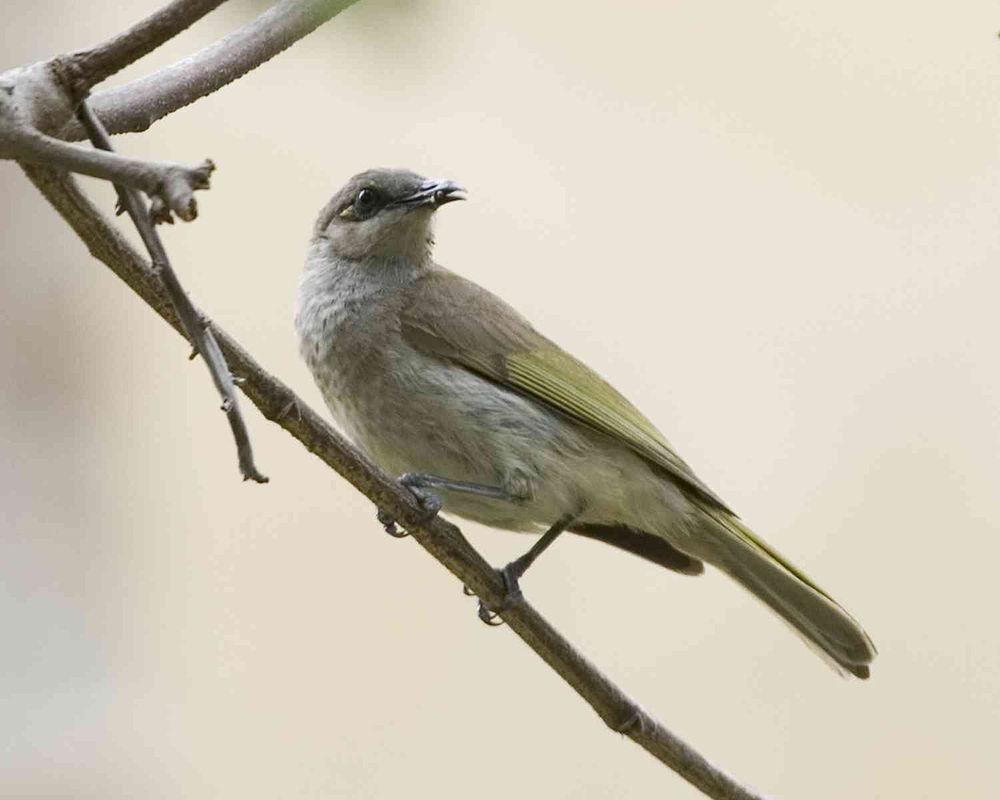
xmin=394 ymin=178 xmax=467 ymax=209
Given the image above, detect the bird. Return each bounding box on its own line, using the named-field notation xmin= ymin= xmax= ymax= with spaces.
xmin=295 ymin=167 xmax=876 ymax=679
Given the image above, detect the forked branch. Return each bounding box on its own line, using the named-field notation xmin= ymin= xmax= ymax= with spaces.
xmin=0 ymin=119 xmax=213 ymax=221
xmin=62 ymin=0 xmax=362 ymax=141
xmin=62 ymin=0 xmax=228 ymax=95
xmin=0 ymin=10 xmax=258 ymax=478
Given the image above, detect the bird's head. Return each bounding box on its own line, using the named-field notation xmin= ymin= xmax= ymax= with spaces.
xmin=313 ymin=168 xmax=466 ymax=264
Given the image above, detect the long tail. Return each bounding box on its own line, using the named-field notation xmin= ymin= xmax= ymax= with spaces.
xmin=699 ymin=507 xmax=876 ymax=679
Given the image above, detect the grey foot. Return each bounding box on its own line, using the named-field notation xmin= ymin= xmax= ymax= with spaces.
xmin=376 ymin=474 xmax=443 ymax=538
xmin=473 ymin=563 xmax=525 ymax=626
xmin=399 ymin=473 xmax=444 ymax=518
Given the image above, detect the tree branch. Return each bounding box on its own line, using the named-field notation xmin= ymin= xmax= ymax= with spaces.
xmin=75 ymin=99 xmax=266 ymax=482
xmin=0 ymin=2 xmax=264 ymax=482
xmin=61 ymin=0 xmax=361 ymax=141
xmin=62 ymin=0 xmax=228 ymax=95
xmin=0 ymin=117 xmax=213 ymax=220
xmin=20 ymin=163 xmax=770 ymax=800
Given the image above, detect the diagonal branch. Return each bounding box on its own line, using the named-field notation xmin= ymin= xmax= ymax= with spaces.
xmin=20 ymin=163 xmax=769 ymax=800
xmin=73 ymin=99 xmax=267 ymax=483
xmin=61 ymin=0 xmax=362 ymax=141
xmin=62 ymin=0 xmax=228 ymax=95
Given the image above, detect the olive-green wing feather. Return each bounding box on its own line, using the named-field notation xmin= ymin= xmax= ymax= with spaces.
xmin=401 ymin=269 xmax=731 ymax=511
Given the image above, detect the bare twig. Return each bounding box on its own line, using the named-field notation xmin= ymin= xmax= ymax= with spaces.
xmin=62 ymin=0 xmax=228 ymax=95
xmin=74 ymin=100 xmax=267 ymax=483
xmin=20 ymin=163 xmax=768 ymax=800
xmin=61 ymin=0 xmax=362 ymax=141
xmin=0 ymin=117 xmax=213 ymax=220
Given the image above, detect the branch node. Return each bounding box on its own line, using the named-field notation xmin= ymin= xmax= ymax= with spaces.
xmin=63 ymin=0 xmax=229 ymax=94
xmin=240 ymin=461 xmax=269 ymax=485
xmin=68 ymin=0 xmax=364 ymax=141
xmin=149 ymin=195 xmax=173 ymax=225
xmin=612 ymin=705 xmax=646 ymax=736
xmin=47 ymin=54 xmax=89 ymax=108
xmin=276 ymin=397 xmax=302 ymax=423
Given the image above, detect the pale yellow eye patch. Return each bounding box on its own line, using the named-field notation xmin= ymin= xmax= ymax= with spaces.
xmin=339 ymin=205 xmax=356 ymax=220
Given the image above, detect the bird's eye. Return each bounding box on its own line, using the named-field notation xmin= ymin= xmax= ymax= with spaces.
xmin=338 ymin=186 xmax=383 ymax=221
xmin=355 ymin=187 xmax=379 ymax=214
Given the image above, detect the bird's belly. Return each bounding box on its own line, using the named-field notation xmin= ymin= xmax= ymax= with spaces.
xmin=332 ymin=352 xmax=590 ymax=531
xmin=317 ymin=344 xmax=693 ymax=538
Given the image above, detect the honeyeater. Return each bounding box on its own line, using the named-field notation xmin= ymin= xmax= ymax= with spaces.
xmin=295 ymin=168 xmax=876 ymax=678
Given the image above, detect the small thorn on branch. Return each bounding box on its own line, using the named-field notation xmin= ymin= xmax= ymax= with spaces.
xmin=613 ymin=706 xmax=644 ymax=735
xmin=276 ymin=397 xmax=302 ymax=423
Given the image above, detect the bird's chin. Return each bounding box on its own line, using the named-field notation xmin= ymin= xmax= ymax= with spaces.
xmin=370 ymin=212 xmax=434 ymax=263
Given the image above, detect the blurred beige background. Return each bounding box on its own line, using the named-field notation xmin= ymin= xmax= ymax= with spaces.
xmin=2 ymin=1 xmax=998 ymax=797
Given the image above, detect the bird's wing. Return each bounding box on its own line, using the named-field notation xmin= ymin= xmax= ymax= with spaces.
xmin=400 ymin=269 xmax=732 ymax=511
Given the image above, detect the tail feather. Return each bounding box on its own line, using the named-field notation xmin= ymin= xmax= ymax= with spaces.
xmin=701 ymin=508 xmax=876 ymax=679
xmin=571 ymin=523 xmax=704 ymax=575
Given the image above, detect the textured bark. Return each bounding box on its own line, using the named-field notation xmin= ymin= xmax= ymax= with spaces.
xmin=61 ymin=0 xmax=361 ymax=141
xmin=63 ymin=0 xmax=228 ymax=94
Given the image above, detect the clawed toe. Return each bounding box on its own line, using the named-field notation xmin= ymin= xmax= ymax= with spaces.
xmin=411 ymin=487 xmax=442 ymax=520
xmin=477 ymin=601 xmax=505 ymax=626
xmin=378 ymin=474 xmax=445 ymax=538
xmin=469 ymin=564 xmax=524 ymax=626
xmin=376 ymin=507 xmax=408 ymax=538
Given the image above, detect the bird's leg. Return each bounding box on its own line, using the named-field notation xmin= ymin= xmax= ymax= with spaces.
xmin=400 ymin=472 xmax=513 ymax=501
xmin=477 ymin=513 xmax=576 ymax=625
xmin=376 ymin=472 xmax=513 ymax=537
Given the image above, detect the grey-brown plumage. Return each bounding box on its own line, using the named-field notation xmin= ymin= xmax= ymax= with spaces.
xmin=295 ymin=168 xmax=877 ymax=678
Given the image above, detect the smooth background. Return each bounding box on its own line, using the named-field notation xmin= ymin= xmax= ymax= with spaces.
xmin=2 ymin=2 xmax=998 ymax=797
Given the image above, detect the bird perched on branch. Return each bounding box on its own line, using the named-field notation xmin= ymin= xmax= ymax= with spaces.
xmin=295 ymin=168 xmax=876 ymax=678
